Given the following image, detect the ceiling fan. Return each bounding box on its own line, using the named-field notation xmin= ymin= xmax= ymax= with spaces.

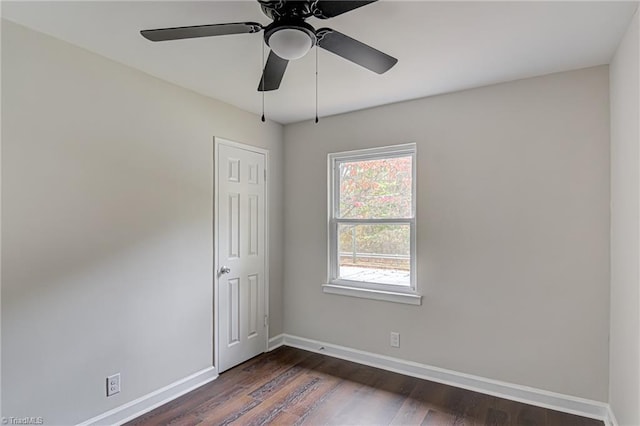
xmin=140 ymin=0 xmax=398 ymax=92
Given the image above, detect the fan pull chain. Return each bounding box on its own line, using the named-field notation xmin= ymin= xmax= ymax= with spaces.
xmin=261 ymin=39 xmax=266 ymax=123
xmin=315 ymin=44 xmax=319 ymax=124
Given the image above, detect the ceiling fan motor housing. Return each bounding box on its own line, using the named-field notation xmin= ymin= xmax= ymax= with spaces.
xmin=259 ymin=1 xmax=313 ymax=21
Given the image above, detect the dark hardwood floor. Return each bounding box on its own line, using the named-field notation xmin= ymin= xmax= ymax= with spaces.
xmin=127 ymin=346 xmax=603 ymax=426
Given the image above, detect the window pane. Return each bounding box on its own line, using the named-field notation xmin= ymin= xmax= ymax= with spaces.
xmin=338 ymin=156 xmax=412 ymax=219
xmin=338 ymin=223 xmax=410 ymax=286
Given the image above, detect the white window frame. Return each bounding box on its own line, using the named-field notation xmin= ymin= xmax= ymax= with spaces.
xmin=324 ymin=144 xmax=421 ymax=305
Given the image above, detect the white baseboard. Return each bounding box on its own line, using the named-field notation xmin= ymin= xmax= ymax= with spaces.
xmin=605 ymin=405 xmax=619 ymax=426
xmin=278 ymin=334 xmax=613 ymax=425
xmin=268 ymin=333 xmax=285 ymax=351
xmin=75 ymin=336 xmax=618 ymax=426
xmin=77 ymin=366 xmax=218 ymax=426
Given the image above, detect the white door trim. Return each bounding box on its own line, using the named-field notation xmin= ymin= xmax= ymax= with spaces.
xmin=213 ymin=136 xmax=270 ymax=372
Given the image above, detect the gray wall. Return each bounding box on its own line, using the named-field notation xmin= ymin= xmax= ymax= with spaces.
xmin=609 ymin=7 xmax=640 ymax=426
xmin=1 ymin=20 xmax=283 ymax=424
xmin=283 ymin=66 xmax=611 ymax=401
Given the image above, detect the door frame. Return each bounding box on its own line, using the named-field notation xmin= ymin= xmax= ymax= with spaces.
xmin=213 ymin=136 xmax=270 ymax=372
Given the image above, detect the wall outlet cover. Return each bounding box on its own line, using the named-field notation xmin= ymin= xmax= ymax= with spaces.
xmin=390 ymin=332 xmax=400 ymax=348
xmin=107 ymin=373 xmax=121 ymax=397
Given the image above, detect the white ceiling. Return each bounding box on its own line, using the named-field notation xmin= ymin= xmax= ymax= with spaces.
xmin=2 ymin=1 xmax=637 ymax=124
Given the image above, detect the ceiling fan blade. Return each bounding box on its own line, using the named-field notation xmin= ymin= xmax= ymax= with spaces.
xmin=316 ymin=28 xmax=397 ymax=74
xmin=141 ymin=22 xmax=262 ymax=42
xmin=313 ymin=1 xmax=378 ymax=19
xmin=258 ymin=51 xmax=289 ymax=92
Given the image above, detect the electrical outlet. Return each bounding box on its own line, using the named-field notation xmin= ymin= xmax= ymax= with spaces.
xmin=106 ymin=373 xmax=121 ymax=397
xmin=390 ymin=332 xmax=400 ymax=348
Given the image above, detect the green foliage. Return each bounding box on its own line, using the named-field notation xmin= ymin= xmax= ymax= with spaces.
xmin=337 ymin=156 xmax=412 ymax=264
xmin=338 ymin=224 xmax=409 ymax=256
xmin=339 ymin=156 xmax=412 ymax=219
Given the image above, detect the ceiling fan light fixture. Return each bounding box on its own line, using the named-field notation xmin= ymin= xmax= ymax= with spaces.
xmin=267 ymin=27 xmax=313 ymax=60
xmin=141 ymin=0 xmax=398 ymax=95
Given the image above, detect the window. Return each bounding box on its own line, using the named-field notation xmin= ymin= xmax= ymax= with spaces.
xmin=324 ymin=144 xmax=421 ymax=305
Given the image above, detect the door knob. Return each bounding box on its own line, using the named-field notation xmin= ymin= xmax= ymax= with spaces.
xmin=218 ymin=266 xmax=231 ymax=276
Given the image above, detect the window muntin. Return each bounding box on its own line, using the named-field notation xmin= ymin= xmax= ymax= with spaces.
xmin=329 ymin=144 xmax=416 ymax=294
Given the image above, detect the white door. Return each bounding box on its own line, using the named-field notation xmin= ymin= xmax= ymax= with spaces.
xmin=215 ymin=139 xmax=267 ymax=373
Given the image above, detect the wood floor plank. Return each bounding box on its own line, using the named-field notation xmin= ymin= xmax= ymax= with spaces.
xmin=516 ymin=404 xmax=547 ymax=426
xmin=297 ymin=376 xmax=371 ymax=424
xmin=297 ymin=360 xmax=385 ymax=425
xmin=485 ymin=406 xmax=511 ymax=426
xmin=189 ymin=379 xmax=253 ymax=418
xmin=391 ymin=379 xmax=464 ymax=425
xmin=126 ymin=347 xmax=605 ymax=426
xmin=327 ymin=370 xmax=417 ymax=425
xmin=230 ymin=374 xmax=319 ymax=425
xmin=485 ymin=396 xmax=518 ymax=426
xmin=196 ymin=395 xmax=262 ymax=425
xmin=125 ymin=386 xmax=212 ymax=426
xmin=187 ymin=351 xmax=306 ymax=418
xmin=192 ymin=347 xmax=320 ymax=418
xmin=228 ymin=347 xmax=316 ymax=389
xmin=161 ymin=414 xmax=202 ymax=426
xmin=284 ymin=355 xmax=365 ymax=420
xmin=278 ymin=372 xmax=342 ymax=418
xmin=437 ymin=384 xmax=492 ymax=425
xmin=389 ymin=383 xmax=431 ymax=425
xmin=125 ymin=369 xmax=241 ymax=426
xmin=247 ymin=364 xmax=309 ymax=401
xmin=257 ymin=409 xmax=301 ymax=426
xmin=547 ymin=410 xmax=604 ymax=426
xmin=422 ymin=408 xmax=458 ymax=425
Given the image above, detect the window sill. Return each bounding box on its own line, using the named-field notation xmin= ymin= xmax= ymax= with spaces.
xmin=322 ymin=284 xmax=422 ymax=305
